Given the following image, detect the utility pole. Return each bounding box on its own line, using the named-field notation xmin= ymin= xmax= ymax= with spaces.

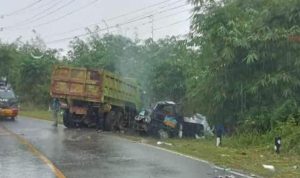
xmin=102 ymin=19 xmax=109 ymax=34
xmin=116 ymin=24 xmax=122 ymax=35
xmin=134 ymin=27 xmax=139 ymax=42
xmin=149 ymin=15 xmax=154 ymax=39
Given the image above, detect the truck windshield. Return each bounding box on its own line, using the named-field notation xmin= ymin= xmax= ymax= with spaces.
xmin=0 ymin=90 xmax=16 ymax=99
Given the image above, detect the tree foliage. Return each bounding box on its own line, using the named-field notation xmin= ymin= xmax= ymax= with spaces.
xmin=0 ymin=0 xmax=299 ymax=133
xmin=189 ymin=0 xmax=300 ymax=131
xmin=0 ymin=39 xmax=60 ymax=107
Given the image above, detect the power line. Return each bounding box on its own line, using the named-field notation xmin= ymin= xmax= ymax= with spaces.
xmin=46 ymin=5 xmax=191 ymax=44
xmin=44 ymin=0 xmax=179 ymax=38
xmin=107 ymin=3 xmax=189 ymax=30
xmin=31 ymin=0 xmax=61 ymax=12
xmin=47 ymin=2 xmax=189 ymax=40
xmin=1 ymin=0 xmax=43 ymax=18
xmin=127 ymin=0 xmax=183 ymax=21
xmin=141 ymin=8 xmax=191 ymax=26
xmin=31 ymin=0 xmax=99 ymax=28
xmin=139 ymin=7 xmax=191 ymax=37
xmin=116 ymin=8 xmax=192 ymax=38
xmin=137 ymin=18 xmax=190 ymax=40
xmin=47 ymin=17 xmax=191 ymax=45
xmin=105 ymin=0 xmax=174 ymax=21
xmin=103 ymin=3 xmax=190 ymax=35
xmin=3 ymin=0 xmax=76 ymax=30
xmin=154 ymin=17 xmax=191 ymax=31
xmin=4 ymin=0 xmax=63 ymax=27
xmin=46 ymin=15 xmax=155 ymax=44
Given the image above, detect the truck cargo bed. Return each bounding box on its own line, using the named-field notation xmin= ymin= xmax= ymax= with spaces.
xmin=50 ymin=66 xmax=142 ymax=109
xmin=51 ymin=66 xmax=103 ymax=102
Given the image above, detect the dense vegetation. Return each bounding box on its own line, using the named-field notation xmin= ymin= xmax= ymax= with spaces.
xmin=1 ymin=0 xmax=300 ymax=137
xmin=189 ymin=0 xmax=300 ymax=132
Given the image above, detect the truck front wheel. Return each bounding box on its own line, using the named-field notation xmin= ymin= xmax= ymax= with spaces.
xmin=63 ymin=110 xmax=75 ymax=128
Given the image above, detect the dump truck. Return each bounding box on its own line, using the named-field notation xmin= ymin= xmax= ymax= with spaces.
xmin=50 ymin=66 xmax=142 ymax=130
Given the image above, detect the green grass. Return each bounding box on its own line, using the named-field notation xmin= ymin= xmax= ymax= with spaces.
xmin=119 ymin=135 xmax=300 ymax=178
xmin=19 ymin=107 xmax=63 ymax=124
xmin=165 ymin=138 xmax=300 ymax=178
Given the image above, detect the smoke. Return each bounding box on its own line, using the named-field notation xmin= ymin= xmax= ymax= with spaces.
xmin=66 ymin=31 xmax=189 ymax=108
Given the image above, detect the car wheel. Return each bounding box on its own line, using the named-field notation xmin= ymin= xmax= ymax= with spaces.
xmin=158 ymin=129 xmax=169 ymax=139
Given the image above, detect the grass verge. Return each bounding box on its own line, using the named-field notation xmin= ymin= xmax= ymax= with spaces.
xmin=118 ymin=134 xmax=300 ymax=178
xmin=165 ymin=138 xmax=300 ymax=178
xmin=19 ymin=107 xmax=63 ymax=124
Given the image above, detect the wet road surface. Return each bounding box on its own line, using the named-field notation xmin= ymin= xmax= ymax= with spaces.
xmin=0 ymin=125 xmax=54 ymax=178
xmin=0 ymin=116 xmax=251 ymax=178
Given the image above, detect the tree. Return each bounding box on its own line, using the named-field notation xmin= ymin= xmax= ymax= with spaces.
xmin=189 ymin=0 xmax=300 ymax=131
xmin=0 ymin=36 xmax=60 ymax=107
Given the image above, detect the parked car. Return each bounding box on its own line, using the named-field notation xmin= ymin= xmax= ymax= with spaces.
xmin=0 ymin=87 xmax=18 ymax=120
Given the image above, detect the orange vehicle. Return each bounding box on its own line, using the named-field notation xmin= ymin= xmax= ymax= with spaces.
xmin=0 ymin=88 xmax=19 ymax=120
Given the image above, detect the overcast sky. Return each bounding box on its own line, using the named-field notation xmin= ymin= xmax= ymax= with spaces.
xmin=0 ymin=0 xmax=192 ymax=51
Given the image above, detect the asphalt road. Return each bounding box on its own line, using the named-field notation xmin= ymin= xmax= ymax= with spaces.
xmin=0 ymin=116 xmax=251 ymax=178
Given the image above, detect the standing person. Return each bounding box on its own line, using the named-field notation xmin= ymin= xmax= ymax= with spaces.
xmin=95 ymin=110 xmax=103 ymax=133
xmin=216 ymin=123 xmax=224 ymax=147
xmin=52 ymin=98 xmax=60 ymax=127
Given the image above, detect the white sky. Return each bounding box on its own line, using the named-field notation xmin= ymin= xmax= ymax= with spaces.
xmin=0 ymin=0 xmax=192 ymax=52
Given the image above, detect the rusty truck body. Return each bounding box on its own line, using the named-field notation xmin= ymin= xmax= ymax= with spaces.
xmin=50 ymin=66 xmax=142 ymax=130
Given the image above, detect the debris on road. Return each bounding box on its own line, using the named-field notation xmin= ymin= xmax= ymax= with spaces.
xmin=214 ymin=175 xmax=236 ymax=178
xmin=260 ymin=155 xmax=264 ymax=158
xmin=157 ymin=141 xmax=173 ymax=146
xmin=220 ymin=154 xmax=230 ymax=157
xmin=262 ymin=164 xmax=275 ymax=171
xmin=223 ymin=168 xmax=231 ymax=172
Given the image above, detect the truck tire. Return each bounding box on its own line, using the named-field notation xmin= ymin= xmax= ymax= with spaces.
xmin=105 ymin=110 xmax=123 ymax=131
xmin=104 ymin=111 xmax=115 ymax=131
xmin=63 ymin=110 xmax=75 ymax=128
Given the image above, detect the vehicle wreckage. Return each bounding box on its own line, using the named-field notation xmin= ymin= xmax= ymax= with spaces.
xmin=134 ymin=101 xmax=213 ymax=139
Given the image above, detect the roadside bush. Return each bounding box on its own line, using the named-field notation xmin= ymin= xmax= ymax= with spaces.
xmin=268 ymin=119 xmax=300 ymax=154
xmin=225 ymin=131 xmax=269 ymax=149
xmin=225 ymin=119 xmax=300 ymax=154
